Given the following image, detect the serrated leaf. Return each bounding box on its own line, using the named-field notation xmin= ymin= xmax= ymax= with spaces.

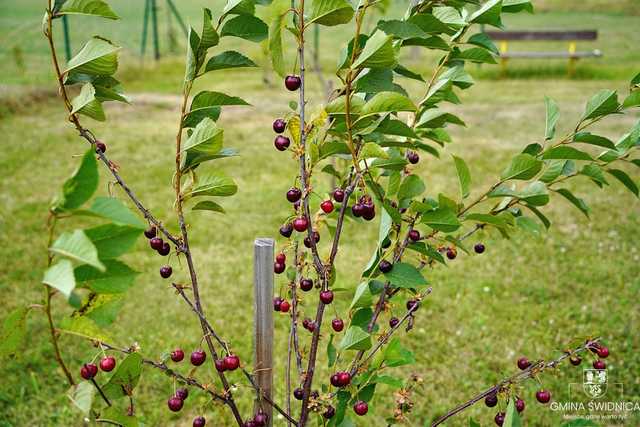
xmin=381 ymin=338 xmax=415 ymax=367
xmin=542 ymin=146 xmax=593 ymax=161
xmin=220 ymin=14 xmax=268 ymax=42
xmin=573 ymin=132 xmax=616 ymax=149
xmin=70 ymin=83 xmax=105 ymax=121
xmin=466 ymin=32 xmax=499 ymax=54
xmin=205 ymin=50 xmax=257 ymax=73
xmin=192 ymin=200 xmax=226 ymax=213
xmin=421 ymin=207 xmax=461 ymax=232
xmin=75 ymin=293 xmax=124 ymax=327
xmin=452 ymin=155 xmax=471 ymax=198
xmin=43 ymin=259 xmax=76 ymax=298
xmin=352 ymin=31 xmax=397 ymax=69
xmin=580 ymin=164 xmax=608 ymax=187
xmin=383 ymin=262 xmax=428 ymax=288
xmin=102 ymin=353 xmax=143 ymax=400
xmin=75 ymin=259 xmax=138 ymax=294
xmin=377 ymin=20 xmax=428 ymax=40
xmin=555 ymin=188 xmax=589 ymax=217
xmin=407 ymin=242 xmax=446 ymax=265
xmin=68 ymin=382 xmax=95 ymax=415
xmin=501 ymin=153 xmax=542 ymax=180
xmin=308 ymin=0 xmax=354 ymax=26
xmin=468 ymin=0 xmax=502 ymax=27
xmin=360 ymin=91 xmax=416 ymax=117
xmin=59 ymin=316 xmax=111 ymax=341
xmin=398 ymin=175 xmax=425 ymax=201
xmin=464 ymin=213 xmax=508 ymax=228
xmin=182 ymin=117 xmax=224 ymax=154
xmin=52 ymin=149 xmax=98 ymax=212
xmin=502 ymin=0 xmax=533 ymax=13
xmin=85 ymin=224 xmax=141 ymax=259
xmin=76 ymin=197 xmax=145 ymax=228
xmin=516 ymin=215 xmax=543 ymax=236
xmin=544 ymin=96 xmax=559 ymax=140
xmin=59 ymin=0 xmax=119 ymax=19
xmin=327 ymin=334 xmax=337 ymax=368
xmin=489 ymin=181 xmax=549 ymax=206
xmin=453 ymin=47 xmax=497 ymax=64
xmin=186 ymin=172 xmax=238 ymax=199
xmin=607 ymin=169 xmax=639 ymax=196
xmin=359 ymin=142 xmax=388 ymax=159
xmin=503 ymin=398 xmax=522 ymax=427
xmin=0 ymin=307 xmax=29 ymax=358
xmin=50 ymin=230 xmax=105 ymax=271
xmin=97 ymin=407 xmax=139 ymax=427
xmin=65 ymin=37 xmax=119 ymax=76
xmin=269 ymin=12 xmax=286 ymax=77
xmin=582 ymin=89 xmax=619 ymax=121
xmin=623 ymin=91 xmax=640 ymax=109
xmin=339 ymin=326 xmax=371 ymax=351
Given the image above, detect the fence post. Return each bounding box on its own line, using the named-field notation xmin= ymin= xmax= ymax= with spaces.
xmin=254 ymin=238 xmax=274 ymax=426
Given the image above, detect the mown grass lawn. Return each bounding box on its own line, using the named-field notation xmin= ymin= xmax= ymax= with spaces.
xmin=0 ymin=1 xmax=639 ymax=426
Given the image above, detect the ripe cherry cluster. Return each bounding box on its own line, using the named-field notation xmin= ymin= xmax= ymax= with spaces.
xmin=485 ymin=342 xmax=610 ymax=425
xmin=143 ymin=225 xmax=173 ymax=279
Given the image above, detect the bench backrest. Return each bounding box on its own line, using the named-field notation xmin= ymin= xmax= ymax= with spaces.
xmin=485 ymin=30 xmax=598 ymax=41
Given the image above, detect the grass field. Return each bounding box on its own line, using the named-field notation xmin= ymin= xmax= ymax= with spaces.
xmin=0 ymin=1 xmax=639 ymax=426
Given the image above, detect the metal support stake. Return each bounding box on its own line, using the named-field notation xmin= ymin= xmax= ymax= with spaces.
xmin=253 ymin=238 xmax=274 ymax=426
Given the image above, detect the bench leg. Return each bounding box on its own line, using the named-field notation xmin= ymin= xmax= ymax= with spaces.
xmin=499 ymin=41 xmax=508 ymax=77
xmin=567 ymin=41 xmax=577 ymax=77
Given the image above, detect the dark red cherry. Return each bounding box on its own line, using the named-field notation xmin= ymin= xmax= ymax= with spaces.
xmin=280 ymin=223 xmax=293 ymax=238
xmin=323 ymin=405 xmax=335 ymax=419
xmin=171 ymin=348 xmax=184 ymax=362
xmin=333 ymin=189 xmax=345 ymax=202
xmin=570 ymin=355 xmax=582 ymax=366
xmin=190 ymin=349 xmax=207 ymax=366
xmin=224 ymin=354 xmax=240 ymax=371
xmin=215 ymin=359 xmax=226 ymax=372
xmin=321 ymin=200 xmax=334 ymax=213
xmin=279 ymin=300 xmax=290 ymax=312
xmin=168 ymin=396 xmax=183 ymax=412
xmin=273 ymin=119 xmax=286 ymax=134
xmin=293 ymin=388 xmax=304 ymax=400
xmin=408 ymin=229 xmax=420 ymax=242
xmin=485 ymin=393 xmax=498 ymax=407
xmin=95 ymin=141 xmax=107 ymax=153
xmin=293 ymin=217 xmax=309 ymax=232
xmin=160 ymin=265 xmax=173 ymax=278
xmin=300 ymin=278 xmax=313 ymax=291
xmin=99 ymin=356 xmax=116 ymax=372
xmin=319 ymin=290 xmax=334 ymax=304
xmin=274 ymin=262 xmax=285 ymax=274
xmin=80 ymin=363 xmax=98 ymax=380
xmin=276 ymin=253 xmax=286 ymax=263
xmin=474 ymin=243 xmax=485 ymax=254
xmin=379 ymin=260 xmax=393 ymax=273
xmin=158 ymin=242 xmax=171 ymax=256
xmin=150 ymin=237 xmax=163 ymax=250
xmin=285 ymin=75 xmax=301 ymax=91
xmin=144 ymin=225 xmax=157 ymax=239
xmin=517 ymin=357 xmax=531 ymax=370
xmin=287 ymin=187 xmax=302 ymax=203
xmin=494 ymin=411 xmax=505 ymax=426
xmin=176 ymin=388 xmax=188 ymax=400
xmin=597 ymin=347 xmax=609 ymax=358
xmin=515 ymin=398 xmax=525 ymax=413
xmin=331 ymin=318 xmax=344 ymax=332
xmin=389 ymin=317 xmax=400 ymax=328
xmin=353 ymin=400 xmax=368 ymax=416
xmin=407 ymin=151 xmax=419 ymax=164
xmin=536 ymin=389 xmax=551 ymax=404
xmin=193 ymin=416 xmax=206 ymax=427
xmin=351 ymin=203 xmax=364 ymax=217
xmin=593 ymin=359 xmax=606 ymax=370
xmin=274 ymin=135 xmax=291 ymax=151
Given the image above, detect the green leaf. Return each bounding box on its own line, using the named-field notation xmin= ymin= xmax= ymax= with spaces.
xmin=581 ymin=89 xmax=619 ymax=121
xmin=339 ymin=326 xmax=372 ymax=351
xmin=360 ymin=92 xmax=416 ymax=117
xmin=516 ymin=215 xmax=543 ymax=236
xmin=200 ymin=8 xmax=219 ymax=51
xmin=43 ymin=259 xmax=76 ymax=299
xmin=468 ymin=0 xmax=502 ymax=27
xmin=466 ymin=32 xmax=499 ymax=54
xmin=433 ymin=6 xmax=465 ymax=27
xmin=503 ymin=398 xmax=522 ymax=427
xmin=85 ymin=224 xmax=141 ymax=259
xmin=59 ymin=0 xmax=119 ymax=19
xmin=381 ymin=338 xmax=415 ymax=367
xmin=192 ymin=200 xmax=226 ymax=214
xmin=102 ymin=353 xmax=143 ymax=400
xmin=469 ymin=419 xmax=481 ymax=427
xmin=452 ymin=155 xmax=471 ymax=198
xmin=75 ymin=259 xmax=138 ymax=294
xmin=327 ymin=335 xmax=337 ymax=368
xmin=416 ymin=109 xmax=465 ymax=128
xmin=70 ymin=83 xmax=105 ymax=121
xmin=50 ymin=230 xmax=105 ymax=271
xmin=80 ymin=197 xmax=146 ymax=228
xmin=407 ymin=13 xmax=452 ymax=35
xmin=607 ymin=169 xmax=639 ymax=197
xmin=359 ymin=142 xmax=388 ymax=159
xmin=398 ymin=175 xmax=425 ymax=201
xmin=623 ymin=91 xmax=640 ymax=109
xmin=269 ymin=12 xmax=286 ymax=77
xmin=220 ymin=15 xmax=268 ymax=42
xmin=59 ymin=315 xmax=111 ymax=341
xmin=453 ymin=47 xmax=497 ymax=64
xmin=501 ymin=153 xmax=542 ymax=180
xmin=0 ymin=307 xmax=29 ymax=358
xmin=185 ymin=172 xmax=238 ymax=199
xmin=76 ymin=293 xmax=124 ymax=327
xmin=542 ymin=146 xmax=593 ymax=161
xmin=65 ymin=37 xmax=119 ymax=76
xmin=544 ymin=96 xmax=559 ymax=140
xmin=205 ymin=51 xmax=256 ymax=73
xmin=464 ymin=213 xmax=508 ymax=229
xmin=370 ymin=157 xmax=408 ymax=171
xmin=350 ymin=282 xmax=373 ymax=309
xmin=421 ymin=207 xmax=461 ymax=232
xmin=489 ymin=181 xmax=549 ymax=206
xmin=502 ymin=0 xmax=533 ymax=13
xmin=383 ymin=262 xmax=427 ymax=288
xmin=555 ymin=188 xmax=590 ymax=217
xmin=68 ymin=382 xmax=95 ymax=415
xmin=580 ymin=164 xmax=608 ymax=187
xmin=560 ymin=419 xmax=599 ymax=427
xmin=407 ymin=242 xmax=446 ymax=265
xmin=377 ymin=20 xmax=428 ymax=40
xmin=308 ymin=0 xmax=354 ymax=26
xmin=352 ymin=31 xmax=397 ymax=69
xmin=182 ymin=117 xmax=224 ymax=154
xmin=573 ymin=132 xmax=616 ymax=150
xmin=184 ymin=28 xmax=200 ymax=81
xmin=222 ymin=0 xmax=253 ymax=15
xmin=52 ymin=149 xmax=98 ymax=212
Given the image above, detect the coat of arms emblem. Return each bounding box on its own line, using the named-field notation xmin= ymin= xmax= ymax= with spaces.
xmin=583 ymin=368 xmax=607 ymax=399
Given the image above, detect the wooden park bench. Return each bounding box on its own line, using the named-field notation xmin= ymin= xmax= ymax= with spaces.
xmin=484 ymin=30 xmax=602 ymax=76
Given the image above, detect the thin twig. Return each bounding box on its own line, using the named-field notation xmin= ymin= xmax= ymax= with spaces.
xmin=243 ymin=369 xmax=299 ymax=426
xmin=431 ymin=338 xmax=601 ymax=426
